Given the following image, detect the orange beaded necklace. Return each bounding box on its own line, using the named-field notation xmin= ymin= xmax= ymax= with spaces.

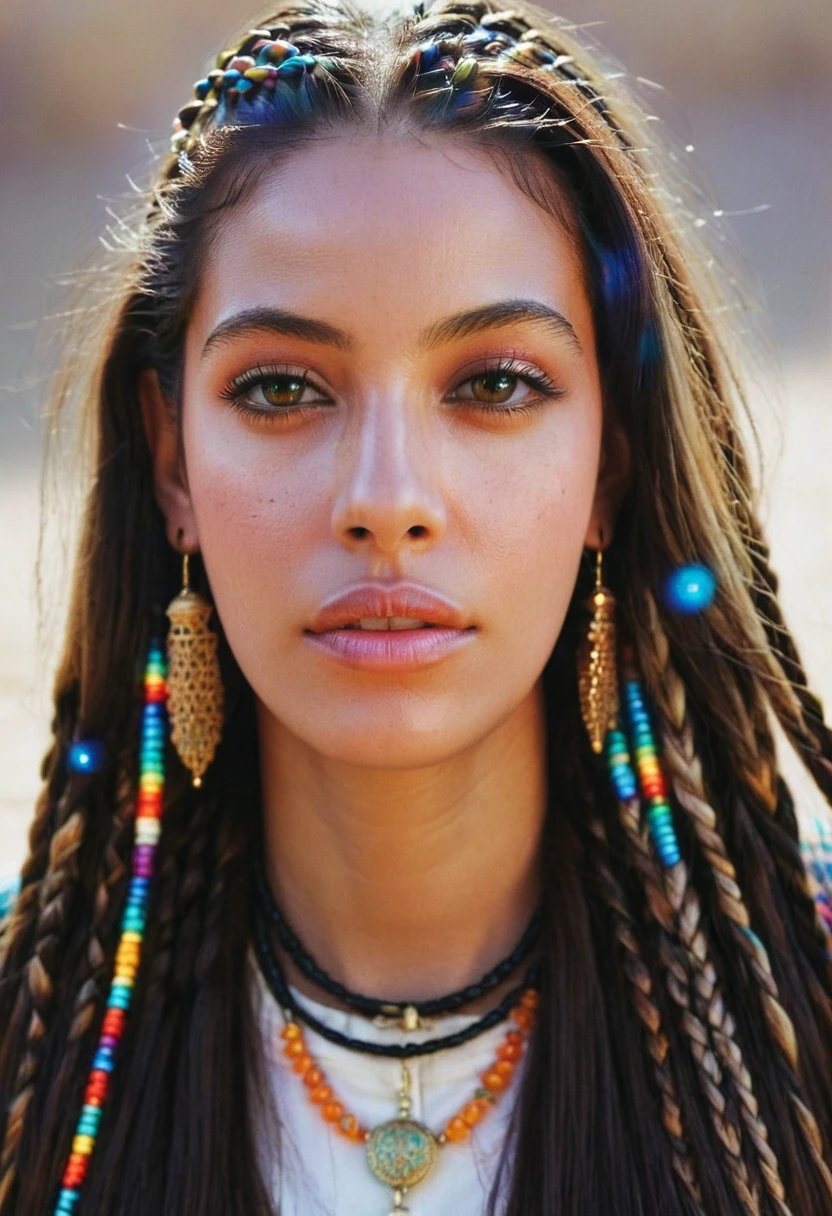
xmin=277 ymin=988 xmax=538 ymax=1213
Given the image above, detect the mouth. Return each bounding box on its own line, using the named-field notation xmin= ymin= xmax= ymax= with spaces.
xmin=334 ymin=617 xmax=443 ymax=631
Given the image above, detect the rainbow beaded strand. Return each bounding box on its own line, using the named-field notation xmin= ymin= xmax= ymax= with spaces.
xmin=54 ymin=643 xmax=168 ymax=1215
xmin=604 ymin=650 xmax=681 ymax=870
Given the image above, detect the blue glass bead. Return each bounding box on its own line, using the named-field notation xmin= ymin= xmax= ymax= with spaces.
xmin=93 ymin=1050 xmax=115 ymax=1071
xmin=195 ymin=78 xmax=212 ymax=100
xmin=663 ymin=563 xmax=717 ymax=615
xmin=276 ymin=55 xmax=307 ymax=75
xmin=56 ymin=1191 xmax=79 ymax=1213
xmin=419 ymin=42 xmax=442 ymax=69
xmin=223 ymin=69 xmax=243 ymax=85
xmin=68 ymin=739 xmax=106 ymax=774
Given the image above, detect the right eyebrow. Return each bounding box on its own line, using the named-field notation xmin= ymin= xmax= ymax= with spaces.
xmin=202 ymin=307 xmax=355 ymax=358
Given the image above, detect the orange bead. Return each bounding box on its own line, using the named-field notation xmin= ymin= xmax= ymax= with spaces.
xmin=281 ymin=1023 xmax=303 ymax=1041
xmin=511 ymin=1006 xmax=534 ymax=1030
xmin=338 ymin=1114 xmax=363 ymax=1140
xmin=519 ymin=989 xmax=540 ymax=1010
xmin=283 ymin=1039 xmax=307 ymax=1060
xmin=445 ymin=1116 xmax=471 ymax=1142
xmin=310 ymin=1084 xmax=333 ymax=1105
xmin=496 ymin=1040 xmax=522 ymax=1062
xmin=322 ymin=1101 xmax=345 ymax=1123
xmin=304 ymin=1067 xmax=325 ymax=1089
xmin=292 ymin=1054 xmax=313 ymax=1076
xmin=482 ymin=1068 xmax=507 ymax=1094
xmin=461 ymin=1099 xmax=489 ymax=1127
xmin=494 ymin=1060 xmax=515 ymax=1082
xmin=505 ymin=1030 xmax=523 ymax=1046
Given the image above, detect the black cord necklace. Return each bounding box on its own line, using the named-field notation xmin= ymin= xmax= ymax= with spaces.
xmin=252 ymin=853 xmax=543 ymax=1023
xmin=251 ymin=900 xmax=542 ymax=1059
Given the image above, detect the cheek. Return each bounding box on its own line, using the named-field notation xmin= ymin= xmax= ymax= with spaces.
xmin=180 ymin=413 xmax=319 ymax=636
xmin=458 ymin=408 xmax=601 ymax=650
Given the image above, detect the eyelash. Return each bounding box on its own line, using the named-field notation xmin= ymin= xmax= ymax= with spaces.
xmin=218 ymin=357 xmax=565 ymax=425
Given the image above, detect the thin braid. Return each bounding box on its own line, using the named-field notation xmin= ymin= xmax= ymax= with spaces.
xmin=68 ymin=762 xmax=137 ymax=1042
xmin=616 ymin=792 xmax=761 ymax=1213
xmin=641 ymin=592 xmax=832 ymax=1204
xmin=586 ymin=811 xmax=705 ymax=1210
xmin=0 ymin=801 xmax=85 ymax=1211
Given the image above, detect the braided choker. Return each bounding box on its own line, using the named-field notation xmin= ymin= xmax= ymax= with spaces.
xmin=252 ymin=852 xmax=542 ymax=1024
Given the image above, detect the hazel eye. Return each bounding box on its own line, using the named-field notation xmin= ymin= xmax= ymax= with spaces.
xmin=460 ymin=370 xmax=524 ymax=406
xmin=256 ymin=374 xmax=312 ymax=409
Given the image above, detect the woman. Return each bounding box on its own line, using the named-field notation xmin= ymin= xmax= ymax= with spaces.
xmin=2 ymin=0 xmax=832 ymax=1211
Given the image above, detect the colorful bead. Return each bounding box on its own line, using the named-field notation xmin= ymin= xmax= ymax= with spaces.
xmin=662 ymin=563 xmax=717 ymax=615
xmin=53 ymin=643 xmax=168 ymax=1214
xmin=614 ymin=664 xmax=682 ymax=869
xmin=68 ymin=739 xmax=106 ymax=774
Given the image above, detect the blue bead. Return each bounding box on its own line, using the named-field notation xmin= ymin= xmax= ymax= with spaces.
xmin=419 ymin=42 xmax=442 ymax=69
xmin=195 ymin=78 xmax=212 ymax=100
xmin=68 ymin=739 xmax=106 ymax=774
xmin=663 ymin=563 xmax=717 ymax=615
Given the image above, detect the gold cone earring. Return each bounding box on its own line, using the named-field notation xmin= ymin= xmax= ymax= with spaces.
xmin=165 ymin=551 xmax=225 ymax=787
xmin=577 ymin=547 xmax=619 ymax=755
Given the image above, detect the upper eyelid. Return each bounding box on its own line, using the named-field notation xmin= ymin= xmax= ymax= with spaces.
xmin=225 ymin=356 xmax=556 ymax=396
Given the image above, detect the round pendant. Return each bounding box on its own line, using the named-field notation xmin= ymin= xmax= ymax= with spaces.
xmin=366 ymin=1117 xmax=439 ymax=1190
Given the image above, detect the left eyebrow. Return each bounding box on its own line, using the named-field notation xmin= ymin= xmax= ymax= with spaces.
xmin=417 ymin=299 xmax=583 ymax=356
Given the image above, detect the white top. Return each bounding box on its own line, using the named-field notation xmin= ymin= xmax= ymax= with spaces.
xmin=248 ymin=947 xmax=523 ymax=1216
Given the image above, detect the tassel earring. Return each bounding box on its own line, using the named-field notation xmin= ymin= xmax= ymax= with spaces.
xmin=165 ymin=551 xmax=224 ymax=787
xmin=578 ymin=546 xmax=619 ymax=754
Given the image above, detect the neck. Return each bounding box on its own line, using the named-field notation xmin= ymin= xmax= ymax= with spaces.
xmin=256 ymin=686 xmax=547 ymax=1004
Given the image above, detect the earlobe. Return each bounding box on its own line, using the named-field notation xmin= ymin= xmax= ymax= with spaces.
xmin=138 ymin=368 xmax=198 ymax=550
xmin=585 ymin=416 xmax=632 ymax=549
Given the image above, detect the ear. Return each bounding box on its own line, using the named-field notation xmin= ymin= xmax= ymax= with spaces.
xmin=138 ymin=368 xmax=199 ymax=550
xmin=584 ymin=415 xmax=632 ymax=549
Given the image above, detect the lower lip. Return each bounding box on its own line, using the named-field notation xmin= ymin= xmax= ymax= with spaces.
xmin=303 ymin=626 xmax=477 ymax=671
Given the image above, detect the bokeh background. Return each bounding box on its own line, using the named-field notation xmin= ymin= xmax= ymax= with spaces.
xmin=1 ymin=0 xmax=830 ymax=869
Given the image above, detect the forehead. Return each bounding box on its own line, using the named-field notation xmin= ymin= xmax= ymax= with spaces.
xmin=190 ymin=132 xmax=592 ymax=350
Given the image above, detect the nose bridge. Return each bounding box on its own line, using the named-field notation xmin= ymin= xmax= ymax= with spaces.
xmin=332 ymin=384 xmax=446 ymax=550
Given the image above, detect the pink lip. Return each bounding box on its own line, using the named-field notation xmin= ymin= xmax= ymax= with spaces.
xmin=305 ymin=626 xmax=475 ymax=671
xmin=305 ymin=581 xmax=477 ymax=671
xmin=308 ymin=581 xmax=470 ymax=632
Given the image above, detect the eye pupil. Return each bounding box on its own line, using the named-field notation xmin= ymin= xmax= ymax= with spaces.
xmin=472 ymin=372 xmax=515 ymax=404
xmin=262 ymin=375 xmax=305 ymax=406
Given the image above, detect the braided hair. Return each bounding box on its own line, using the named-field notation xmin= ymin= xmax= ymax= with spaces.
xmin=2 ymin=1 xmax=832 ymax=1211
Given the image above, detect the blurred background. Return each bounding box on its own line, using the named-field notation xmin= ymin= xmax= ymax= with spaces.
xmin=1 ymin=0 xmax=830 ymax=869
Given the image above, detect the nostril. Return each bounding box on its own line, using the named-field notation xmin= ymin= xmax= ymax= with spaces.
xmin=349 ymin=526 xmax=370 ymax=539
xmin=408 ymin=525 xmax=428 ymax=539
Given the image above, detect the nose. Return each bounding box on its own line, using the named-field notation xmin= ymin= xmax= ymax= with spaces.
xmin=330 ymin=393 xmax=447 ymax=557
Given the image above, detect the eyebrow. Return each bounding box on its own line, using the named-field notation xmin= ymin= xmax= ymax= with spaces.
xmin=201 ymin=298 xmax=583 ymax=359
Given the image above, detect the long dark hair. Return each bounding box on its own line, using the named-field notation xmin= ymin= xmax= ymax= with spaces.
xmin=3 ymin=1 xmax=832 ymax=1211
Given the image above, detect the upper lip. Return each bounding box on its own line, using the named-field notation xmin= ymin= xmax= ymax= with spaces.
xmin=307 ymin=581 xmax=471 ymax=632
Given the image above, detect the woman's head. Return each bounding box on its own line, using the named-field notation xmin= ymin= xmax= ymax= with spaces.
xmin=140 ymin=128 xmax=622 ymax=768
xmin=4 ymin=2 xmax=832 ymax=1214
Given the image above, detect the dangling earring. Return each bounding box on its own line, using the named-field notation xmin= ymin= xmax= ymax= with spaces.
xmin=165 ymin=551 xmax=224 ymax=787
xmin=577 ymin=546 xmax=619 ymax=754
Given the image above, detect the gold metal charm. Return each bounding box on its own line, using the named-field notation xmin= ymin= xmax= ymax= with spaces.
xmin=577 ymin=548 xmax=619 ymax=754
xmin=165 ymin=553 xmax=224 ymax=787
xmin=366 ymin=1063 xmax=438 ymax=1208
xmin=372 ymin=1004 xmax=434 ymax=1033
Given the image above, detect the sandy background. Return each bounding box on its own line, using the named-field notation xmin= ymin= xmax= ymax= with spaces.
xmin=1 ymin=0 xmax=830 ymax=870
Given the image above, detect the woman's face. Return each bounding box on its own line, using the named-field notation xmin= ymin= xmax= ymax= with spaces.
xmin=147 ymin=133 xmax=619 ymax=768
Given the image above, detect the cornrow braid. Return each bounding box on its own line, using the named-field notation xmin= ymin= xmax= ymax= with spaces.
xmin=638 ymin=590 xmax=832 ymax=1204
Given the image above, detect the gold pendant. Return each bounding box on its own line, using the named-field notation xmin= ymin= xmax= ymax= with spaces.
xmin=366 ymin=1064 xmax=439 ymax=1211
